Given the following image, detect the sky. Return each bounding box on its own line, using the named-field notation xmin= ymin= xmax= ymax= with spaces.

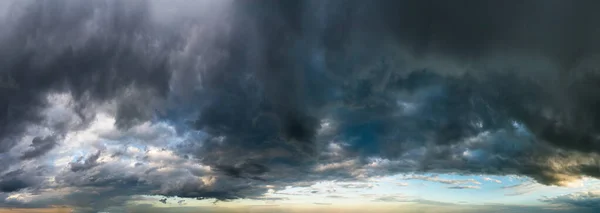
xmin=1 ymin=0 xmax=600 ymax=212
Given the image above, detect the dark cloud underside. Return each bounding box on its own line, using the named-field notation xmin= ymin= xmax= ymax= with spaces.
xmin=2 ymin=0 xmax=600 ymax=212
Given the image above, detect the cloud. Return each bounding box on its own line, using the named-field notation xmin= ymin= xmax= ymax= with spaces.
xmin=313 ymin=202 xmax=331 ymax=205
xmin=540 ymin=191 xmax=600 ymax=209
xmin=0 ymin=178 xmax=28 ymax=193
xmin=483 ymin=177 xmax=502 ymax=184
xmin=0 ymin=0 xmax=171 ymax=150
xmin=402 ymin=175 xmax=481 ymax=185
xmin=2 ymin=0 xmax=600 ymax=212
xmin=19 ymin=136 xmax=57 ymax=160
xmin=0 ymin=169 xmax=43 ymax=193
xmin=372 ymin=195 xmax=412 ymax=203
xmin=337 ymin=182 xmax=377 ymax=189
xmin=372 ymin=196 xmax=457 ymax=206
xmin=502 ymin=182 xmax=542 ymax=196
xmin=447 ymin=185 xmax=480 ymax=190
xmin=69 ymin=150 xmax=101 ymax=172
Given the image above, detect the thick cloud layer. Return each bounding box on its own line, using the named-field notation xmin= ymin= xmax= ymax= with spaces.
xmin=2 ymin=0 xmax=600 ymax=212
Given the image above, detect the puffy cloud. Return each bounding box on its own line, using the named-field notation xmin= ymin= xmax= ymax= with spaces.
xmin=68 ymin=150 xmax=101 ymax=172
xmin=19 ymin=136 xmax=57 ymax=160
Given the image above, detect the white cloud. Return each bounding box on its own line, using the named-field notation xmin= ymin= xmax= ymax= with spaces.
xmin=483 ymin=177 xmax=502 ymax=184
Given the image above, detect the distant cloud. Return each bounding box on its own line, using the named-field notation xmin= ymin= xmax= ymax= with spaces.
xmin=372 ymin=196 xmax=412 ymax=203
xmin=372 ymin=196 xmax=456 ymax=206
xmin=403 ymin=175 xmax=481 ymax=186
xmin=337 ymin=183 xmax=377 ymax=189
xmin=447 ymin=185 xmax=480 ymax=189
xmin=158 ymin=198 xmax=167 ymax=204
xmin=313 ymin=202 xmax=332 ymax=205
xmin=483 ymin=177 xmax=502 ymax=184
xmin=502 ymin=182 xmax=540 ymax=196
xmin=540 ymin=191 xmax=600 ymax=209
xmin=397 ymin=182 xmax=409 ymax=187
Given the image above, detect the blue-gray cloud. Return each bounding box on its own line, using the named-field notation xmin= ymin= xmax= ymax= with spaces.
xmin=540 ymin=191 xmax=600 ymax=209
xmin=19 ymin=136 xmax=57 ymax=160
xmin=2 ymin=0 xmax=600 ymax=212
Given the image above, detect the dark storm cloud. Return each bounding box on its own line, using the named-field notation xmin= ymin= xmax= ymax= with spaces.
xmin=69 ymin=150 xmax=102 ymax=172
xmin=214 ymin=162 xmax=269 ymax=179
xmin=304 ymin=0 xmax=600 ymax=184
xmin=3 ymin=0 xmax=600 ymax=211
xmin=20 ymin=136 xmax=57 ymax=160
xmin=0 ymin=0 xmax=172 ymax=151
xmin=0 ymin=169 xmax=41 ymax=193
xmin=174 ymin=0 xmax=600 ymax=191
xmin=0 ymin=177 xmax=28 ymax=193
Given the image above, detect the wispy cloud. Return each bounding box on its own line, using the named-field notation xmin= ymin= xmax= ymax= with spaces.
xmin=402 ymin=175 xmax=481 ymax=185
xmin=483 ymin=177 xmax=502 ymax=184
xmin=313 ymin=202 xmax=332 ymax=205
xmin=448 ymin=185 xmax=480 ymax=189
xmin=396 ymin=182 xmax=409 ymax=187
xmin=502 ymin=182 xmax=541 ymax=196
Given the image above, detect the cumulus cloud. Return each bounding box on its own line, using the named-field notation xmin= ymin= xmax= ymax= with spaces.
xmin=19 ymin=136 xmax=57 ymax=160
xmin=1 ymin=0 xmax=600 ymax=212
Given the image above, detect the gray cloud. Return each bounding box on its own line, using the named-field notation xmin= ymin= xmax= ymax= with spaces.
xmin=2 ymin=0 xmax=600 ymax=212
xmin=69 ymin=150 xmax=101 ymax=172
xmin=0 ymin=169 xmax=43 ymax=193
xmin=174 ymin=0 xmax=600 ymax=189
xmin=540 ymin=191 xmax=600 ymax=209
xmin=0 ymin=0 xmax=172 ymax=152
xmin=447 ymin=185 xmax=480 ymax=190
xmin=19 ymin=136 xmax=57 ymax=160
